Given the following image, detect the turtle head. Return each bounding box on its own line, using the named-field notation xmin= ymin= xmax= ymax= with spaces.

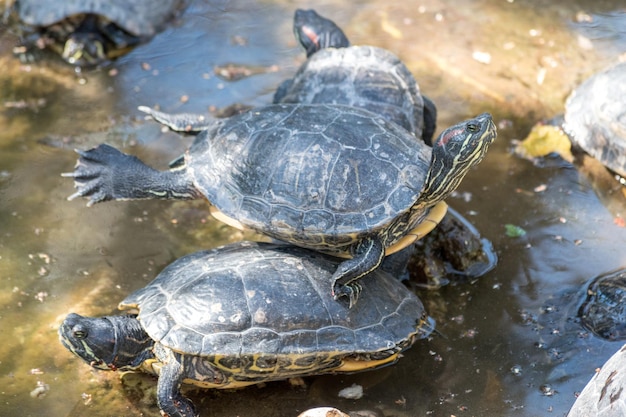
xmin=59 ymin=313 xmax=153 ymax=371
xmin=62 ymin=32 xmax=106 ymax=66
xmin=422 ymin=113 xmax=497 ymax=206
xmin=293 ymin=9 xmax=350 ymax=57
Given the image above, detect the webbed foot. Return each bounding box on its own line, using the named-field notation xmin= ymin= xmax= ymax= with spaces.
xmin=330 ymin=237 xmax=384 ymax=308
xmin=332 ymin=281 xmax=363 ymax=309
xmin=62 ymin=144 xmax=159 ymax=206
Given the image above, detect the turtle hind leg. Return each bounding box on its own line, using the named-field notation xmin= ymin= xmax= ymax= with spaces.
xmin=156 ymin=349 xmax=196 ymax=417
xmin=332 ymin=237 xmax=385 ymax=308
xmin=62 ymin=144 xmax=200 ymax=206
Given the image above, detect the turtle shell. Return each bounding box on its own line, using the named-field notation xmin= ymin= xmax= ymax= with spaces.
xmin=578 ymin=269 xmax=626 ymax=340
xmin=567 ymin=344 xmax=626 ymax=417
xmin=564 ymin=61 xmax=626 ymax=178
xmin=185 ymin=103 xmax=432 ymax=255
xmin=275 ymin=46 xmax=426 ymax=138
xmin=16 ymin=0 xmax=182 ymax=36
xmin=120 ymin=242 xmax=432 ymax=362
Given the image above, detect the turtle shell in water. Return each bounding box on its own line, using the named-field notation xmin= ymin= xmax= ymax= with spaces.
xmin=567 ymin=344 xmax=626 ymax=417
xmin=123 ymin=242 xmax=433 ymax=364
xmin=564 ymin=62 xmax=626 ymax=178
xmin=578 ymin=268 xmax=626 ymax=340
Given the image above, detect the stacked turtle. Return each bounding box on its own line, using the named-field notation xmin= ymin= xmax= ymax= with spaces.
xmin=59 ymin=242 xmax=435 ymax=417
xmin=59 ymin=9 xmax=496 ymax=417
xmin=273 ymin=8 xmax=438 ymax=145
xmin=272 ymin=9 xmax=497 ymax=286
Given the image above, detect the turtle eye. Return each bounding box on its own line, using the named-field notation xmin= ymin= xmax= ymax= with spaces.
xmin=73 ymin=326 xmax=88 ymax=339
xmin=466 ymin=123 xmax=480 ymax=133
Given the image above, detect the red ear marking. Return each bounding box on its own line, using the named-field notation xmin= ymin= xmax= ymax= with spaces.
xmin=301 ymin=26 xmax=320 ymax=49
xmin=437 ymin=127 xmax=463 ymax=147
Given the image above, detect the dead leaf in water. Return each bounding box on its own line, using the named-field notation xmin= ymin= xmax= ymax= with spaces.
xmin=214 ymin=63 xmax=278 ymax=81
xmin=515 ymin=123 xmax=573 ymax=162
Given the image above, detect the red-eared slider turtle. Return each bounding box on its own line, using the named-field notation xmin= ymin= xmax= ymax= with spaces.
xmin=273 ymin=9 xmax=437 ymax=145
xmin=6 ymin=0 xmax=185 ymax=66
xmin=517 ymin=62 xmax=626 ymax=179
xmin=578 ymin=269 xmax=626 ymax=340
xmin=59 ymin=241 xmax=434 ymax=417
xmin=567 ymin=344 xmax=626 ymax=417
xmin=64 ymin=103 xmax=496 ymax=305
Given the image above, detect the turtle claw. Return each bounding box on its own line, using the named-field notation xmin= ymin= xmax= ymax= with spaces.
xmin=63 ymin=144 xmax=132 ymax=206
xmin=332 ymin=282 xmax=362 ymax=308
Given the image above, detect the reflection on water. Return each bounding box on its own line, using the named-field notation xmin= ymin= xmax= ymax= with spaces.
xmin=1 ymin=0 xmax=625 ymax=416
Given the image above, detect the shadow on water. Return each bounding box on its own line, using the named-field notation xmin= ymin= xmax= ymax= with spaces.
xmin=1 ymin=0 xmax=625 ymax=416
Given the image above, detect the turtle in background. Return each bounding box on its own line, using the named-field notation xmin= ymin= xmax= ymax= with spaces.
xmin=567 ymin=343 xmax=626 ymax=417
xmin=64 ymin=103 xmax=496 ymax=306
xmin=578 ymin=268 xmax=626 ymax=341
xmin=5 ymin=0 xmax=186 ymax=66
xmin=59 ymin=242 xmax=434 ymax=417
xmin=274 ymin=8 xmax=438 ymax=145
xmin=516 ymin=62 xmax=626 ymax=216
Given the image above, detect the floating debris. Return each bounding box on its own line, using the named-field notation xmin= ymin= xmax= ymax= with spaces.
xmin=504 ymin=224 xmax=526 ymax=237
xmin=338 ymin=383 xmax=364 ymax=399
xmin=298 ymin=407 xmax=350 ymax=417
xmin=213 ymin=63 xmax=278 ymax=81
xmin=30 ymin=381 xmax=49 ymax=398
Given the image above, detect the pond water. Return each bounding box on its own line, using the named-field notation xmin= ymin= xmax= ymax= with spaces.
xmin=1 ymin=0 xmax=625 ymax=416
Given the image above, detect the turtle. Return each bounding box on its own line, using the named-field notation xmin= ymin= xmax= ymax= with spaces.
xmin=577 ymin=268 xmax=626 ymax=341
xmin=516 ymin=62 xmax=626 ymax=179
xmin=273 ymin=8 xmax=438 ymax=145
xmin=567 ymin=343 xmax=626 ymax=417
xmin=58 ymin=241 xmax=434 ymax=417
xmin=5 ymin=0 xmax=185 ymax=66
xmin=63 ymin=103 xmax=497 ymax=306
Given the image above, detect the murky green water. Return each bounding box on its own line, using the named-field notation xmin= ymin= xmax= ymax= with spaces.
xmin=1 ymin=0 xmax=625 ymax=416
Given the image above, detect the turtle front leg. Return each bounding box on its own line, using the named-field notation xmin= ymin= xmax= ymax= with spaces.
xmin=332 ymin=237 xmax=385 ymax=308
xmin=62 ymin=144 xmax=202 ymax=206
xmin=156 ymin=348 xmax=196 ymax=417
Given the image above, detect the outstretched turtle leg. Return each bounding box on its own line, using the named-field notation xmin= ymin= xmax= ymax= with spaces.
xmin=422 ymin=95 xmax=437 ymax=146
xmin=155 ymin=347 xmax=196 ymax=417
xmin=62 ymin=144 xmax=202 ymax=207
xmin=332 ymin=237 xmax=385 ymax=308
xmin=138 ymin=106 xmax=214 ymax=133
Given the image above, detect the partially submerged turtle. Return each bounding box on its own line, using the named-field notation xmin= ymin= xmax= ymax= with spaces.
xmin=578 ymin=268 xmax=626 ymax=340
xmin=567 ymin=343 xmax=626 ymax=417
xmin=516 ymin=62 xmax=626 ymax=179
xmin=273 ymin=8 xmax=437 ymax=144
xmin=59 ymin=241 xmax=434 ymax=417
xmin=6 ymin=0 xmax=184 ymax=66
xmin=64 ymin=103 xmax=496 ymax=305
